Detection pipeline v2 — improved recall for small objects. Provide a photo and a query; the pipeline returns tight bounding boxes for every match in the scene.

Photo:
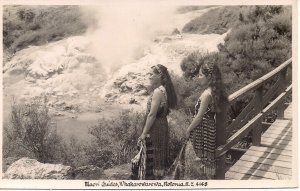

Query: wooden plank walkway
[225,104,293,180]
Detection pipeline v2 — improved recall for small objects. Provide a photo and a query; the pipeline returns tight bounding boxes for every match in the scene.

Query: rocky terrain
[3,24,228,117]
[3,6,228,124]
[3,157,131,180]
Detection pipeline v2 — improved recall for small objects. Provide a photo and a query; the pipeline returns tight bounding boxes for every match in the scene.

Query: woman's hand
[137,133,146,145]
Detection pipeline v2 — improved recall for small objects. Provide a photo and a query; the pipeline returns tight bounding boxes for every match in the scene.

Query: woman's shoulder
[200,88,212,100]
[153,87,164,97]
[153,86,167,104]
[154,86,166,95]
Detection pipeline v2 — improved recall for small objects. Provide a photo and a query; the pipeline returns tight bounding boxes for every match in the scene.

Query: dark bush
[85,147,116,169]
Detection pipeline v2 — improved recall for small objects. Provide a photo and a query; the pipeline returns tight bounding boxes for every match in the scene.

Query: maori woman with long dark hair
[137,64,177,180]
[184,58,228,179]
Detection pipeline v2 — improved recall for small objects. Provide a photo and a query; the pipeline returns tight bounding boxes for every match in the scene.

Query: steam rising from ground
[82,5,177,76]
[4,6,227,118]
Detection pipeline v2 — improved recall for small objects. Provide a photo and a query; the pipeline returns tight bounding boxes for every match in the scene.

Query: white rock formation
[3,157,72,179]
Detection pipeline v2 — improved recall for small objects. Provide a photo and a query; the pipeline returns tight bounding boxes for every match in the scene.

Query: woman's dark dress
[186,90,217,179]
[144,86,169,179]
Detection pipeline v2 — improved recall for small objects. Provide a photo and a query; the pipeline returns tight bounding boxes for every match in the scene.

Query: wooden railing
[215,58,292,179]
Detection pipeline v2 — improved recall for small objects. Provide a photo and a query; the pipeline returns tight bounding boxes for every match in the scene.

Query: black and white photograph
[1,0,298,189]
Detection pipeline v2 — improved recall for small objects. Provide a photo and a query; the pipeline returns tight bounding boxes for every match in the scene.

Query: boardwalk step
[226,171,272,180]
[249,146,292,157]
[239,153,292,168]
[261,137,292,146]
[261,141,293,151]
[232,159,292,176]
[244,150,292,162]
[262,133,292,141]
[227,164,292,180]
[266,122,292,132]
[264,128,292,136]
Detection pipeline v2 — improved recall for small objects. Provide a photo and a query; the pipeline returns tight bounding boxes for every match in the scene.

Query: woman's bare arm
[186,90,211,137]
[139,89,162,139]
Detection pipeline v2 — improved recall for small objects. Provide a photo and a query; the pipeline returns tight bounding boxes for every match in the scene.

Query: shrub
[58,135,90,168]
[171,71,203,114]
[271,8,292,38]
[168,109,191,163]
[3,98,65,163]
[180,51,203,79]
[17,8,35,23]
[85,146,116,169]
[87,107,192,169]
[88,110,145,168]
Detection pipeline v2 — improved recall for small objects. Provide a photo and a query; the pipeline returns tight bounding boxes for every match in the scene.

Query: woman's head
[149,65,162,87]
[198,59,228,113]
[198,62,213,86]
[150,64,177,109]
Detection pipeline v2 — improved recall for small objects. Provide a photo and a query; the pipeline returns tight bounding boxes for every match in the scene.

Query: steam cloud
[81,4,177,77]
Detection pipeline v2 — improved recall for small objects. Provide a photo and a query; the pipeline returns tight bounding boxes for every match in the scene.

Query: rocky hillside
[3,36,105,118]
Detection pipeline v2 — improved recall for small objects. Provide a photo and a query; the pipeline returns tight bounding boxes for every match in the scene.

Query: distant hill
[3,5,96,56]
[182,6,242,34]
[176,5,216,14]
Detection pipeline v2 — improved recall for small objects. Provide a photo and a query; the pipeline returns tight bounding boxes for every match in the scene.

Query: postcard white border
[0,0,298,190]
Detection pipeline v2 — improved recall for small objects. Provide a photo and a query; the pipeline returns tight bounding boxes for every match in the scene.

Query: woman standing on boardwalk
[184,59,228,180]
[137,64,177,180]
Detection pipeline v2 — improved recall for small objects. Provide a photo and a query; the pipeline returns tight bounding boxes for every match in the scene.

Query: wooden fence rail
[215,58,292,179]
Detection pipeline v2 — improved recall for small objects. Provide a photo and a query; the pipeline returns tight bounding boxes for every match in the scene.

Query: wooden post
[252,86,263,146]
[277,68,288,119]
[215,105,227,179]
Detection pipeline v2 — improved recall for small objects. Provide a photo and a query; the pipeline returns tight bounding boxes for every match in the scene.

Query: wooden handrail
[215,58,292,179]
[216,85,292,157]
[228,58,292,102]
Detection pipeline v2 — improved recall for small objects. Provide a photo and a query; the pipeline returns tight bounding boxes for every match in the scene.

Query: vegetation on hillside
[3,5,96,56]
[181,5,291,95]
[182,6,241,34]
[3,102,187,172]
[180,5,292,142]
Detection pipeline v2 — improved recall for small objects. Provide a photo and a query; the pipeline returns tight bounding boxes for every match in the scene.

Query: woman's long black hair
[152,64,177,109]
[201,59,229,113]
